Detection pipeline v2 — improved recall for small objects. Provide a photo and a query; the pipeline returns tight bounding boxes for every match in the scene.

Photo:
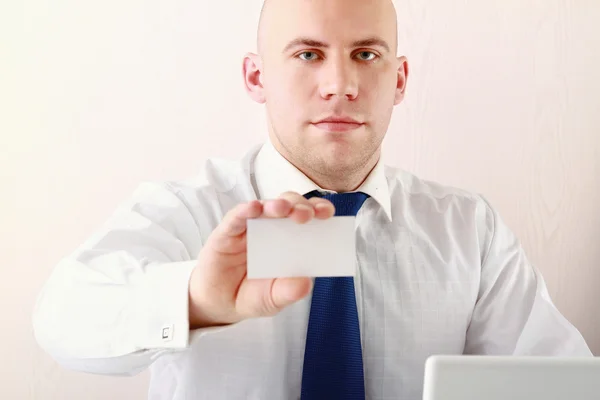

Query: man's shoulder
[383,165,497,250]
[164,146,260,199]
[383,164,482,204]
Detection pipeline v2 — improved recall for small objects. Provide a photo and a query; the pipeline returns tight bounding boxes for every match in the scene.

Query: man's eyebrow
[283,38,329,53]
[351,38,391,52]
[282,37,391,53]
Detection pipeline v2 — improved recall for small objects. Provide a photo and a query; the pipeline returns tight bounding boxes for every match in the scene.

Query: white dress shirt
[33,141,592,400]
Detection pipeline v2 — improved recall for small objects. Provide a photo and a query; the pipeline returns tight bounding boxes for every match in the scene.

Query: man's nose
[318,57,358,101]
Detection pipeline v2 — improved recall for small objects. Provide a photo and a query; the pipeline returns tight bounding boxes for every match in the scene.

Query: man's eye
[298,52,320,61]
[356,51,377,61]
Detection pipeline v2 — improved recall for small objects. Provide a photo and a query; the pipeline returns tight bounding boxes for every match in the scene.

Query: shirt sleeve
[32,181,224,376]
[464,196,592,356]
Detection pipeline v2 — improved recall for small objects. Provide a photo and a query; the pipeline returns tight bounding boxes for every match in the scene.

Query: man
[33,0,591,399]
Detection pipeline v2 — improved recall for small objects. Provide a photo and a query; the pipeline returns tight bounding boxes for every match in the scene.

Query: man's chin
[312,151,358,174]
[321,140,359,160]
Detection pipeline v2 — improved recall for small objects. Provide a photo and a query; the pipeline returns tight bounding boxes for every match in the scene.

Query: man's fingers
[278,192,317,223]
[214,192,335,240]
[261,198,294,218]
[278,191,311,205]
[278,191,335,221]
[308,197,335,219]
[216,200,263,237]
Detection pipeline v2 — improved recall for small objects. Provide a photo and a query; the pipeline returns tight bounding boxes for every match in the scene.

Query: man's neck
[270,139,381,193]
[300,157,379,193]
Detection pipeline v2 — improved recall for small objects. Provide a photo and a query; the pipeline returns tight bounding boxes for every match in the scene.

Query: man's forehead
[258,0,397,54]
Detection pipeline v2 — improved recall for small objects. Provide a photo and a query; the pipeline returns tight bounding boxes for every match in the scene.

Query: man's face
[255,0,407,178]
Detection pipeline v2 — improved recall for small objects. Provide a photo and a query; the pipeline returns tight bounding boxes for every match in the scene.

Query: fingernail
[315,203,331,211]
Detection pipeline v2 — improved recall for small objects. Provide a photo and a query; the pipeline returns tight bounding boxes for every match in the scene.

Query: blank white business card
[246,216,357,279]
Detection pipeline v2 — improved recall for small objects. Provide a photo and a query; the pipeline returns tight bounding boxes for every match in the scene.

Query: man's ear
[243,53,266,104]
[394,56,409,105]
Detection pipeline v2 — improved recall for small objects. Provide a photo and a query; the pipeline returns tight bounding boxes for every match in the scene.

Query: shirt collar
[253,140,392,221]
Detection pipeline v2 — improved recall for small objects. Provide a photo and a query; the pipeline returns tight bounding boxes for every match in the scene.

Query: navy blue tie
[301,190,369,400]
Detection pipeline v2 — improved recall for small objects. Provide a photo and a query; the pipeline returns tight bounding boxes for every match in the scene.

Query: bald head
[257,0,398,57]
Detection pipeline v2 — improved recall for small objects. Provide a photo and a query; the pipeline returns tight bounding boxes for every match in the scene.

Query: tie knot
[304,190,370,217]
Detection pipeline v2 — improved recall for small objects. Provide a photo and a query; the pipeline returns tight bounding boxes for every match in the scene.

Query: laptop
[423,355,600,400]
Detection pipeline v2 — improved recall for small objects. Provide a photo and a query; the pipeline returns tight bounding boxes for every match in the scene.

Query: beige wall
[2,0,599,398]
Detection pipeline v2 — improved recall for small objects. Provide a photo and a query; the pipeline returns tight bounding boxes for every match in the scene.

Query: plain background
[2,1,600,399]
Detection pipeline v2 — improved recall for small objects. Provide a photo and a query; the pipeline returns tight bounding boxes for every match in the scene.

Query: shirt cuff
[131,260,197,350]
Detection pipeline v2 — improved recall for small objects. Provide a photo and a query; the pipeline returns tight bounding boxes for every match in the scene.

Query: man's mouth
[312,116,364,132]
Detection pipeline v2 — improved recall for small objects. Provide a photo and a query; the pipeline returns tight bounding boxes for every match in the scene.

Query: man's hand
[188,191,335,329]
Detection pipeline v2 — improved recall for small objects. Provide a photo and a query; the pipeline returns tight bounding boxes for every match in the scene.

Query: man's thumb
[270,277,313,309]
